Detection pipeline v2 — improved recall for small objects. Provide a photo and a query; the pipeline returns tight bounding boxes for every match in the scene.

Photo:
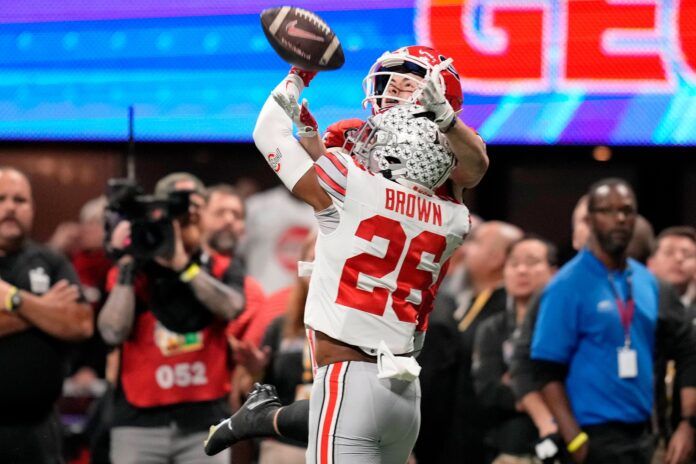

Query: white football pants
[306,361,420,464]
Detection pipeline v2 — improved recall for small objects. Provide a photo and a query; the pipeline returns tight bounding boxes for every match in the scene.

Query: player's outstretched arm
[419,60,488,189]
[444,122,489,189]
[253,76,332,212]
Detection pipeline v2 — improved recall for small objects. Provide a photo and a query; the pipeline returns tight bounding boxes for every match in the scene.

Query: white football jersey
[305,150,470,355]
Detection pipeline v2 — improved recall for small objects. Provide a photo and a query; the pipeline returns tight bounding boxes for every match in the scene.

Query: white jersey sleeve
[314,148,349,203]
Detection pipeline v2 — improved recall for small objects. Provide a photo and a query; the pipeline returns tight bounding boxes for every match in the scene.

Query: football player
[275,45,488,201]
[205,46,488,463]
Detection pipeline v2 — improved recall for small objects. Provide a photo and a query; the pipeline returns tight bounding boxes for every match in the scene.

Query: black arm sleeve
[147,261,212,332]
[221,255,246,303]
[260,316,284,386]
[509,294,542,400]
[655,280,696,388]
[532,360,569,388]
[472,315,516,411]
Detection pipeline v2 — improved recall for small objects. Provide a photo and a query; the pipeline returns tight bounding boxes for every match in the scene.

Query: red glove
[322,118,364,150]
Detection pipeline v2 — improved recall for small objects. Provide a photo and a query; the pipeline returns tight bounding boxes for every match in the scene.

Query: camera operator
[98,173,246,464]
[0,167,93,464]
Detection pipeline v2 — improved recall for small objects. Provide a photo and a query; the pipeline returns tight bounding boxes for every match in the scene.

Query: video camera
[104,178,192,260]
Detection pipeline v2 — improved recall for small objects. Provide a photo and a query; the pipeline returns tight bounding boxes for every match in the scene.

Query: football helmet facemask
[362,45,462,113]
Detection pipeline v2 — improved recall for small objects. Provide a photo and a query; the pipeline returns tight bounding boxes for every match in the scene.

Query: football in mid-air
[260,6,345,71]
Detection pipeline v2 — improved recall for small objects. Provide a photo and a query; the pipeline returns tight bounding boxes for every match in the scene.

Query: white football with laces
[260,6,345,71]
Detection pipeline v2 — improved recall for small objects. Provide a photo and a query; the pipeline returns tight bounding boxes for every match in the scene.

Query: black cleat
[204,383,281,456]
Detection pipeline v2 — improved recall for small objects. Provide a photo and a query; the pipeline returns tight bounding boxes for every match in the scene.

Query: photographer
[98,173,246,464]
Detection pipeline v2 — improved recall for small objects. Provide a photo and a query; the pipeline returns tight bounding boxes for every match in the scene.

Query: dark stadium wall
[1,142,694,259]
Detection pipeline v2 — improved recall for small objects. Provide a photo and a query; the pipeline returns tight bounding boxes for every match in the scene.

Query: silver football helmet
[350,104,455,192]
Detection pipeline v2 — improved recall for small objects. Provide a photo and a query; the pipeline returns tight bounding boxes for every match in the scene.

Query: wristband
[567,431,588,453]
[180,263,201,283]
[441,115,458,134]
[4,286,20,312]
[117,261,136,286]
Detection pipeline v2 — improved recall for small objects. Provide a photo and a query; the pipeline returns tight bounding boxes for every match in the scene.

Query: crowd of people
[0,42,695,464]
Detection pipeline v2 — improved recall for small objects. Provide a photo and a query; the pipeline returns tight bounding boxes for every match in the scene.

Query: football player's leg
[332,363,420,464]
[204,388,310,456]
[275,399,310,443]
[308,361,421,463]
[204,383,281,456]
[307,362,367,463]
[379,379,421,464]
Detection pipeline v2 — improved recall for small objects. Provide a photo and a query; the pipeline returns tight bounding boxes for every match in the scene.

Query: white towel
[376,340,421,382]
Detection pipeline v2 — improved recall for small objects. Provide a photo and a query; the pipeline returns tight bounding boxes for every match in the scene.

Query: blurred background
[1,0,695,260]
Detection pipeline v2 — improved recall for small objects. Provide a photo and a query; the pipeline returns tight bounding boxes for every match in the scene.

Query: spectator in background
[511,191,690,463]
[417,221,523,463]
[240,185,315,294]
[626,215,656,265]
[198,183,266,464]
[98,173,247,464]
[510,191,605,464]
[649,227,696,313]
[572,193,655,263]
[197,184,266,402]
[232,177,261,201]
[231,232,317,464]
[440,213,484,300]
[200,184,246,258]
[687,270,696,313]
[531,178,696,464]
[68,196,113,381]
[0,167,93,463]
[60,196,113,463]
[649,226,696,440]
[572,194,590,252]
[472,236,558,463]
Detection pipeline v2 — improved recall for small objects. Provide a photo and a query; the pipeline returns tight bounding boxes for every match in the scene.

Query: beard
[208,230,237,255]
[596,228,633,257]
[0,218,28,244]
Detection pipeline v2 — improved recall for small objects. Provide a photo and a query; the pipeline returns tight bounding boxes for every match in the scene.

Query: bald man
[0,167,93,463]
[417,221,524,463]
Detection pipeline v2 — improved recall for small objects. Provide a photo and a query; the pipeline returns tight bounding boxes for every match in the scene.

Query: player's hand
[418,58,457,132]
[272,92,319,138]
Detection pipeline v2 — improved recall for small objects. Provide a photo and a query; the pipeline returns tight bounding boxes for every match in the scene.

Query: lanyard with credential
[607,272,635,348]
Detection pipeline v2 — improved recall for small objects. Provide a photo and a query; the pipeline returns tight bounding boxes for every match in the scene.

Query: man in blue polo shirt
[531,178,696,464]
